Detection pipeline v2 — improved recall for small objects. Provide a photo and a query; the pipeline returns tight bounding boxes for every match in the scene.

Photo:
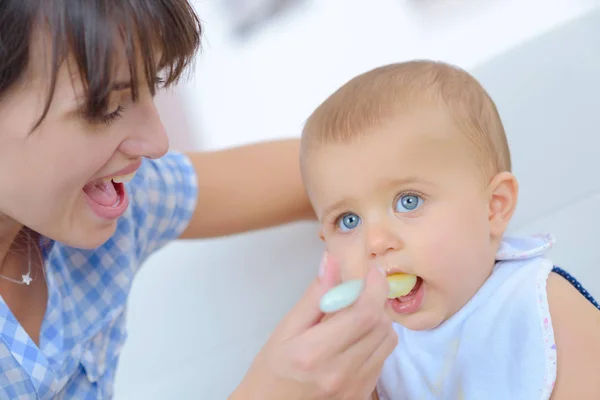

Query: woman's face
[0,37,170,249]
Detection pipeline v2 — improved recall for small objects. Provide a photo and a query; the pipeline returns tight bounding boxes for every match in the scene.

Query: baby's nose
[366,222,404,258]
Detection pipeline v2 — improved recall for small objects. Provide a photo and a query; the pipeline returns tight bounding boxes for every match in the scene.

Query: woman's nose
[119,103,169,159]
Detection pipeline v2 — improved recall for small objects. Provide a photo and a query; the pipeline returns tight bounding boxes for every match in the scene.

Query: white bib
[376,234,557,400]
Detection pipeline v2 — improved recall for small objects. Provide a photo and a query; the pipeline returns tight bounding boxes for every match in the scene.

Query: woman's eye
[394,194,423,213]
[337,213,361,232]
[100,105,125,125]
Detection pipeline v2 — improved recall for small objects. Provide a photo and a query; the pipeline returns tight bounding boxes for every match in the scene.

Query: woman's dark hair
[0,0,201,127]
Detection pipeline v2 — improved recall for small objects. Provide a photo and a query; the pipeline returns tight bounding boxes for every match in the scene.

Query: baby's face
[304,110,498,330]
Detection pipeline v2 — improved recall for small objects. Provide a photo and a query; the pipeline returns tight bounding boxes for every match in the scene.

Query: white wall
[114,1,600,399]
[181,0,600,150]
[471,14,600,297]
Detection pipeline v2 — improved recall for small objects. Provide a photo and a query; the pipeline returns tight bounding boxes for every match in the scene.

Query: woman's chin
[47,218,118,250]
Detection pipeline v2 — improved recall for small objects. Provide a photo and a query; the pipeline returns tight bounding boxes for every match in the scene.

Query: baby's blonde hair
[301,60,511,178]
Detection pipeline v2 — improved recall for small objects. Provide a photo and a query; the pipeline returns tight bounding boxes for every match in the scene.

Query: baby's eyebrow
[321,197,357,221]
[381,176,433,189]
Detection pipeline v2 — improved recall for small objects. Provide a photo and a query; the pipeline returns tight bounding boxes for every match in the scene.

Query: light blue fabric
[0,152,197,399]
[377,234,558,400]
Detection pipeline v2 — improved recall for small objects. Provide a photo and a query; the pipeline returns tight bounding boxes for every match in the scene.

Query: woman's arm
[548,272,600,399]
[179,138,315,239]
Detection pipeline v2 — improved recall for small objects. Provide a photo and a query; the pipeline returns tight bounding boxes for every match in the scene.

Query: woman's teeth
[387,273,418,299]
[103,172,137,184]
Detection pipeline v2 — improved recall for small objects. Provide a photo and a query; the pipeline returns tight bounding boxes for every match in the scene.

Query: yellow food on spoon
[387,273,418,299]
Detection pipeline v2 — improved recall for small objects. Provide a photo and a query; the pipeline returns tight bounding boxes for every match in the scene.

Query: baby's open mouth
[387,276,424,315]
[394,277,423,302]
[387,273,419,299]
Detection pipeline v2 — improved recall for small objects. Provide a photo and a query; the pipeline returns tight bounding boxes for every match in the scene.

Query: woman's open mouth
[83,172,136,220]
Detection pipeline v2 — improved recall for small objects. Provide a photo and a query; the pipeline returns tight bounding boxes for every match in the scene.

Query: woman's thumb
[318,252,342,293]
[274,253,341,337]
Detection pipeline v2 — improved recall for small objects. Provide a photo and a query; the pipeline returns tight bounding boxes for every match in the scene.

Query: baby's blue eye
[394,194,423,213]
[337,213,361,232]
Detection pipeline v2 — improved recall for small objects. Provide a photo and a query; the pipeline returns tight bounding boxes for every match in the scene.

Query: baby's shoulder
[546,272,600,399]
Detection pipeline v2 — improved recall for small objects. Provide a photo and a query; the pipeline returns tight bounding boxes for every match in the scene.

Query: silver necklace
[0,235,33,285]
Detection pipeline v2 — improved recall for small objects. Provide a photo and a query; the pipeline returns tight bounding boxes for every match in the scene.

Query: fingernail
[319,252,328,278]
[376,263,386,276]
[319,279,364,313]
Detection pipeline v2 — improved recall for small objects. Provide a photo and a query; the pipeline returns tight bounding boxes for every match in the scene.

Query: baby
[299,61,600,399]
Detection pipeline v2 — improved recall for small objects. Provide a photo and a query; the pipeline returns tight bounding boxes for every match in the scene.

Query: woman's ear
[487,171,519,239]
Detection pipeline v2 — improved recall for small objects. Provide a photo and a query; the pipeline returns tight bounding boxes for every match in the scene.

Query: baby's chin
[386,307,447,331]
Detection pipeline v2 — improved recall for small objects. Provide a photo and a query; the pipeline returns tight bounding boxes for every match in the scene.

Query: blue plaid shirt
[0,152,198,399]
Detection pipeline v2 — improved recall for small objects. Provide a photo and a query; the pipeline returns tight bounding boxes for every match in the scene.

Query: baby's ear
[487,172,519,239]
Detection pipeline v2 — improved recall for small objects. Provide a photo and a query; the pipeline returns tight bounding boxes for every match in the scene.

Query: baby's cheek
[417,221,455,261]
[414,217,474,285]
[327,235,368,281]
[426,211,491,302]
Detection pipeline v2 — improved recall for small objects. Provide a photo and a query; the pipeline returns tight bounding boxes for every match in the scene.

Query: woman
[0,0,396,398]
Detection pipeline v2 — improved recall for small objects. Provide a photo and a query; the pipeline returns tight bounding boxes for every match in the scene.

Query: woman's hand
[231,254,397,400]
